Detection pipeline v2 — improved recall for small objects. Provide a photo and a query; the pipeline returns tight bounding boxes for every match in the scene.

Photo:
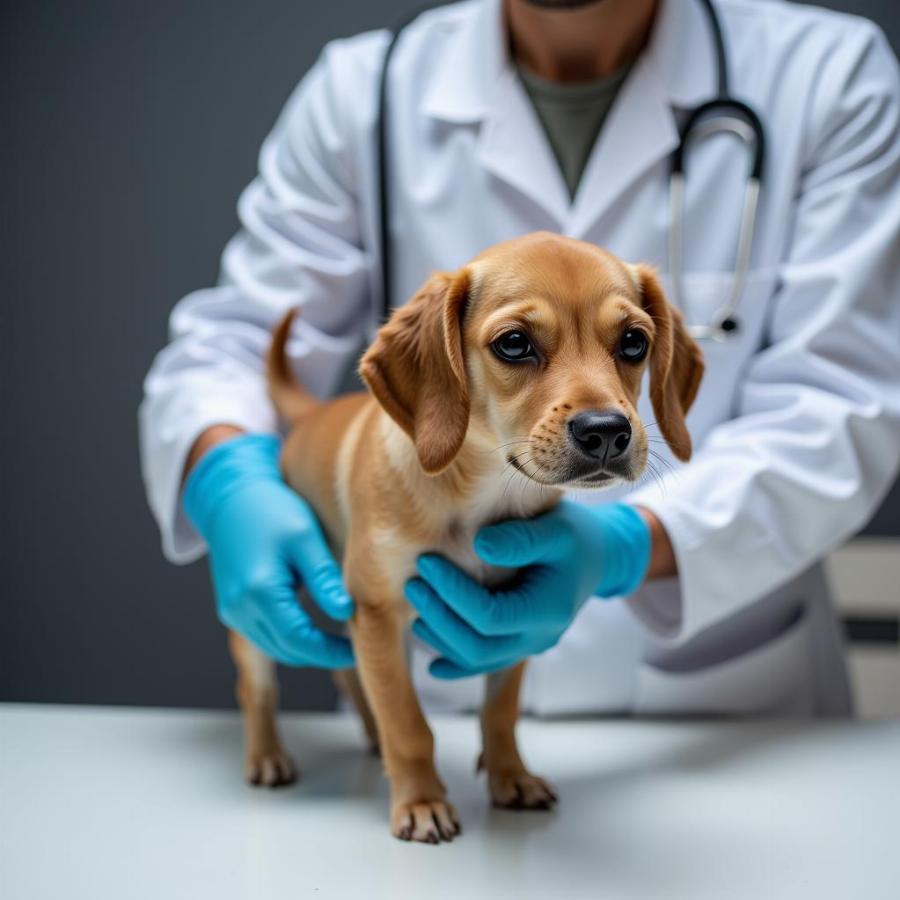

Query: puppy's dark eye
[491,330,536,362]
[619,329,648,362]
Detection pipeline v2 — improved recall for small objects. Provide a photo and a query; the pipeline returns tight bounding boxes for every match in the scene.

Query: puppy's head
[360,233,703,485]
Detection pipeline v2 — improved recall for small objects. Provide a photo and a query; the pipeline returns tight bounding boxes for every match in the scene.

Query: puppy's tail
[267,308,318,424]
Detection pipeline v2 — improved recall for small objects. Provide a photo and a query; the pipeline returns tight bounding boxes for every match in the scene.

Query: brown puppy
[227,232,704,842]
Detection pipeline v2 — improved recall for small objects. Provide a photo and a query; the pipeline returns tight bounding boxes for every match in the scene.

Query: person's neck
[505,0,659,83]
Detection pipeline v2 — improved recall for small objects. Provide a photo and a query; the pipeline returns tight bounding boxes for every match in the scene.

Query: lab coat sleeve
[626,24,900,643]
[139,38,381,563]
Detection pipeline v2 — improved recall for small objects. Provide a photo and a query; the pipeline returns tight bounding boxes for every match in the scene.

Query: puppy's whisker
[647,451,679,491]
[490,437,533,454]
[499,456,526,508]
[648,451,677,478]
[506,449,538,470]
[515,457,542,503]
[640,459,668,496]
[648,448,676,471]
[532,459,551,497]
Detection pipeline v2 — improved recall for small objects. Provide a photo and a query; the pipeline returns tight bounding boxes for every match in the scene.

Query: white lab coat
[140,0,900,717]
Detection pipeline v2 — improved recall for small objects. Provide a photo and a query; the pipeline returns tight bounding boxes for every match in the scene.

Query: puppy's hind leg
[480,662,557,810]
[228,630,297,787]
[332,668,380,755]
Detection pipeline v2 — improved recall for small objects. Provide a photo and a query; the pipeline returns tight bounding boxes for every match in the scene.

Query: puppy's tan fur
[227,233,703,842]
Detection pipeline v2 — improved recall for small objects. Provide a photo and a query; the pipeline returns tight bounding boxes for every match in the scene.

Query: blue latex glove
[183,434,354,668]
[404,501,650,679]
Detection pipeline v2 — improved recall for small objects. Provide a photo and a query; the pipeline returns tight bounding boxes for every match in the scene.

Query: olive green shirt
[519,63,633,199]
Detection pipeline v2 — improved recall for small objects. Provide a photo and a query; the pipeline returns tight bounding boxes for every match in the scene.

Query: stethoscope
[377,0,765,342]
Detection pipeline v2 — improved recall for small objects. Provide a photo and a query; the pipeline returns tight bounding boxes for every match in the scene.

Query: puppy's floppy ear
[632,264,704,462]
[359,269,470,474]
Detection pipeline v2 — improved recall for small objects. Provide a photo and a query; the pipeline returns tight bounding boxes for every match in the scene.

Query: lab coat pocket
[634,608,812,716]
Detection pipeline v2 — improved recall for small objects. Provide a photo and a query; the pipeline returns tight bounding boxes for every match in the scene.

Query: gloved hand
[404,501,650,678]
[183,433,354,668]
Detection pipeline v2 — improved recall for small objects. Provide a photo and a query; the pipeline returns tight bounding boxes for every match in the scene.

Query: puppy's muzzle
[568,410,632,462]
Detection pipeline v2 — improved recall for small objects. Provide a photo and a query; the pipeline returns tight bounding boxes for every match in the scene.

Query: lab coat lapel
[476,72,571,225]
[567,54,679,235]
[420,0,569,225]
[569,0,718,236]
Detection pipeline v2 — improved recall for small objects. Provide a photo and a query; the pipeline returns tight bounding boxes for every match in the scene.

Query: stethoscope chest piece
[690,313,741,343]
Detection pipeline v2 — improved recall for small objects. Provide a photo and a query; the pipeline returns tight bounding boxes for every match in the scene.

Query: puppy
[227,232,704,842]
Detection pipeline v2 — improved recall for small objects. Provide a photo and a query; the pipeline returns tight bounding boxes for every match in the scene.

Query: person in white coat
[140,0,900,717]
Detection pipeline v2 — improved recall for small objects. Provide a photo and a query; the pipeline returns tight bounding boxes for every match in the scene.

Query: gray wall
[2,1,898,711]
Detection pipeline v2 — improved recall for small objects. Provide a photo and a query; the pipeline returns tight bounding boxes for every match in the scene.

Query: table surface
[2,705,899,900]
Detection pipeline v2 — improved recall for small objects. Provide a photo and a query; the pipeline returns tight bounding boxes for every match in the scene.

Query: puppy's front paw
[488,770,558,811]
[391,799,461,843]
[245,748,297,788]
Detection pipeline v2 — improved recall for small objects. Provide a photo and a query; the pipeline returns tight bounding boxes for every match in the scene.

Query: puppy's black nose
[568,410,632,460]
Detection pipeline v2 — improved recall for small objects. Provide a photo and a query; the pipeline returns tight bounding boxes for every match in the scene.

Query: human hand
[183,434,354,667]
[404,501,650,678]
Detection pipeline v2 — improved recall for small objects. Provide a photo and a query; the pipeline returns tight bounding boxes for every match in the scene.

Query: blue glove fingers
[412,619,527,679]
[410,617,523,670]
[428,655,527,680]
[262,591,355,668]
[410,619,464,662]
[473,512,565,567]
[405,578,528,666]
[238,620,293,666]
[286,511,354,622]
[404,578,485,665]
[244,618,327,668]
[415,555,516,637]
[416,554,565,635]
[288,627,355,669]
